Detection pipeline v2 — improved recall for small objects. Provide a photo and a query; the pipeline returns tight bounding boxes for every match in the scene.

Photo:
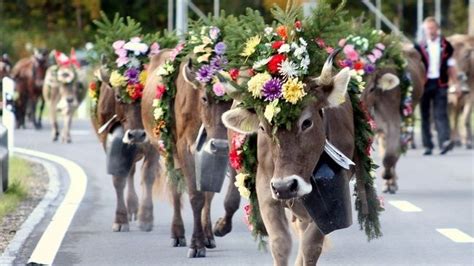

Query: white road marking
[436,228,474,243]
[388,200,422,212]
[13,147,88,265]
[0,156,60,264]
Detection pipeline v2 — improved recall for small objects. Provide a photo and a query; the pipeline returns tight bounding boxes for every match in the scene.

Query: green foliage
[0,156,32,220]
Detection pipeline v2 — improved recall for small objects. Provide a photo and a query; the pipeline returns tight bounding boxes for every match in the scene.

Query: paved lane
[15,119,473,265]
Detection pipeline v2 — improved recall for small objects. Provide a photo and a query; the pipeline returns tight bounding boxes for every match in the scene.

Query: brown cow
[361,45,425,193]
[11,48,48,129]
[221,53,353,265]
[447,34,474,149]
[43,54,87,143]
[91,63,160,233]
[142,49,232,257]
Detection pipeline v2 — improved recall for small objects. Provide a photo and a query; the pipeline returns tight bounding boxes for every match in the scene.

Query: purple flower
[125,67,139,83]
[196,64,214,83]
[343,59,353,68]
[364,64,375,74]
[210,55,228,71]
[214,42,226,55]
[262,78,283,101]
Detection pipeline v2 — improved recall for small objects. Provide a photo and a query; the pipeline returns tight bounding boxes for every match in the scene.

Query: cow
[447,34,474,149]
[221,53,356,265]
[361,44,425,193]
[142,49,233,257]
[11,48,48,129]
[90,61,161,233]
[43,50,87,143]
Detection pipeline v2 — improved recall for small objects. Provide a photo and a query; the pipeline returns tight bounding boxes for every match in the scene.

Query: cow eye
[301,119,313,131]
[259,124,265,132]
[201,95,208,104]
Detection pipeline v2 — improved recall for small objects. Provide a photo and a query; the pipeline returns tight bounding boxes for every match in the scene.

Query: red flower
[89,81,97,91]
[229,148,242,170]
[294,20,302,31]
[267,54,286,74]
[315,38,326,48]
[366,137,373,155]
[354,61,365,70]
[325,46,334,54]
[276,25,288,40]
[156,84,166,99]
[368,117,377,130]
[272,40,285,50]
[229,68,240,81]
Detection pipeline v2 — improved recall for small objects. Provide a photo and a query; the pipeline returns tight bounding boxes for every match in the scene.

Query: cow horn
[315,48,342,86]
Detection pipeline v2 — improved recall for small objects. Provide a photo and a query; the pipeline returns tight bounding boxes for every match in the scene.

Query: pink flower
[170,42,185,61]
[378,196,385,210]
[243,204,254,231]
[315,38,326,48]
[130,36,141,43]
[325,46,334,54]
[368,117,377,130]
[113,40,125,50]
[367,54,377,64]
[338,38,347,47]
[375,43,385,50]
[403,105,413,116]
[343,44,359,61]
[149,42,160,56]
[212,82,225,96]
[116,57,129,67]
[372,49,383,59]
[115,48,127,58]
[231,133,246,149]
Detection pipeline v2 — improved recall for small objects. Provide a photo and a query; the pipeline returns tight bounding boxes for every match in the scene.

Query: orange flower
[89,81,97,91]
[153,120,166,138]
[276,25,288,40]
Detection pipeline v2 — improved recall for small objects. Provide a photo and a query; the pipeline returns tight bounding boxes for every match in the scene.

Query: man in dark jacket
[415,17,460,155]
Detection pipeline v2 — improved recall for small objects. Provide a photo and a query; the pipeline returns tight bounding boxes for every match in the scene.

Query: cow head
[182,58,232,141]
[54,51,81,113]
[32,48,49,87]
[361,67,400,110]
[222,52,351,200]
[98,57,146,144]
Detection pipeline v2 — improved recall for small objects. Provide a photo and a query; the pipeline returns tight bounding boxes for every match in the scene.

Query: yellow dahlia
[247,72,271,98]
[139,70,148,85]
[282,77,306,104]
[109,70,127,88]
[241,35,261,57]
[234,173,250,199]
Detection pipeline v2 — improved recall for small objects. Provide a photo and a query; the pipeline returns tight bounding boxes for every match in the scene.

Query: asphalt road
[14,119,474,265]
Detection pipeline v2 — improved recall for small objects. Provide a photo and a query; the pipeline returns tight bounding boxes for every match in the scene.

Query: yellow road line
[14,147,88,265]
[436,228,474,243]
[388,200,423,212]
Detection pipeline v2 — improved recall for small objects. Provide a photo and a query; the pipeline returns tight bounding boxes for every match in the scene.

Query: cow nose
[127,129,146,143]
[66,97,74,104]
[271,178,299,199]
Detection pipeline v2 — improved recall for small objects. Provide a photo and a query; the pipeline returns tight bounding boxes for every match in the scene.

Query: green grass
[0,156,32,220]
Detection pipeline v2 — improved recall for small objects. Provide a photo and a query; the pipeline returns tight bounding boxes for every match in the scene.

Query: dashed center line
[388,200,422,212]
[436,228,474,243]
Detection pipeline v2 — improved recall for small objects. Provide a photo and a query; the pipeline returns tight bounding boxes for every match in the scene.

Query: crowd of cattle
[0,24,473,265]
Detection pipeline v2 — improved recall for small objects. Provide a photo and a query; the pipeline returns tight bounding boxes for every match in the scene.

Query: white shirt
[426,37,456,79]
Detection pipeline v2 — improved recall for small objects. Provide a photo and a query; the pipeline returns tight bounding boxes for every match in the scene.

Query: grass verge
[0,156,32,220]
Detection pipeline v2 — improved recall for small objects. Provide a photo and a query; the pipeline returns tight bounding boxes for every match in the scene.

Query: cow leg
[126,165,138,222]
[201,192,216,248]
[170,183,186,247]
[294,218,309,266]
[61,111,73,143]
[214,168,241,237]
[299,222,325,266]
[448,93,461,146]
[137,150,158,232]
[49,101,59,141]
[460,98,472,149]
[257,177,291,266]
[112,174,130,232]
[36,95,45,129]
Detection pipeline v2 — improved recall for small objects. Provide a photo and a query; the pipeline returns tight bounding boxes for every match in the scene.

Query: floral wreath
[109,37,160,104]
[89,78,101,114]
[188,26,231,101]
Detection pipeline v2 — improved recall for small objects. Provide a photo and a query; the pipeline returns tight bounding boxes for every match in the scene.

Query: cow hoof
[204,238,216,249]
[52,134,59,142]
[138,221,153,232]
[171,237,187,247]
[112,223,129,232]
[187,247,206,258]
[213,217,232,237]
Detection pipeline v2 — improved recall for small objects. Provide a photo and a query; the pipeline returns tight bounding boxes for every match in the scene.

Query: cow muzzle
[270,175,312,200]
[123,129,147,144]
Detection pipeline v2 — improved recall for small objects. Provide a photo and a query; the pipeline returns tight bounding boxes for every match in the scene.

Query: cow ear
[182,58,200,89]
[222,107,259,135]
[377,73,399,91]
[326,67,350,107]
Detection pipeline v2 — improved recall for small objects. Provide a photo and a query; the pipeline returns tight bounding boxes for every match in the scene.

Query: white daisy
[300,56,310,71]
[264,27,273,36]
[278,44,291,54]
[253,57,271,70]
[299,37,307,47]
[279,59,298,78]
[294,46,307,59]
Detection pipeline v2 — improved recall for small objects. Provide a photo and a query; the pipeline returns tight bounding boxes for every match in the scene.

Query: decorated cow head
[360,67,400,110]
[222,52,351,199]
[54,49,82,112]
